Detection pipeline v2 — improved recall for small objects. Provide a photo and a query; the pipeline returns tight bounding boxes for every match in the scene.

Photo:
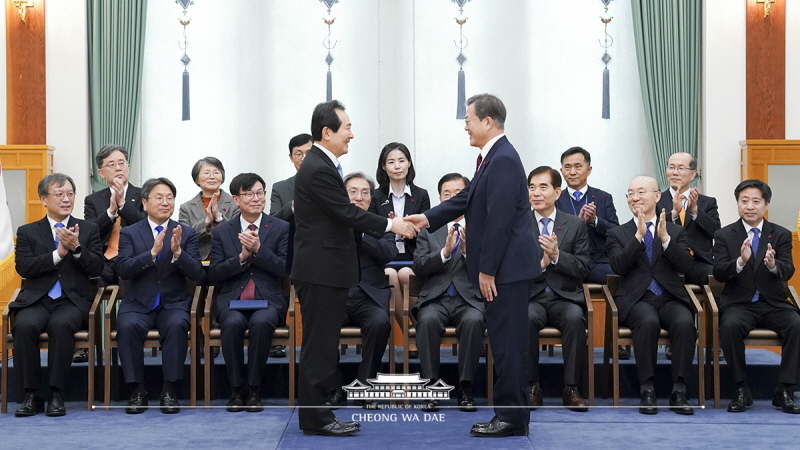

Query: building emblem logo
[342,373,454,401]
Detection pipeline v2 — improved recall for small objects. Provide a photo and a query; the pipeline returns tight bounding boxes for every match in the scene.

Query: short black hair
[466,94,506,129]
[310,100,345,142]
[38,173,76,197]
[344,171,376,195]
[376,142,416,188]
[142,177,177,199]
[229,173,266,196]
[289,133,313,154]
[95,145,129,168]
[437,173,469,194]
[191,157,226,186]
[527,166,562,189]
[560,146,591,165]
[734,179,772,203]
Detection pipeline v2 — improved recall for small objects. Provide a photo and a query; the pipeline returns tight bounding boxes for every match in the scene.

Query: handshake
[390,214,431,239]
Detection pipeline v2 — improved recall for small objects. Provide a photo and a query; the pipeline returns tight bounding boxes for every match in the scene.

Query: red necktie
[239,224,258,300]
[475,154,483,173]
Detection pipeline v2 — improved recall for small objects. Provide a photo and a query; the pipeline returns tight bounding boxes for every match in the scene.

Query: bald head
[626,176,661,217]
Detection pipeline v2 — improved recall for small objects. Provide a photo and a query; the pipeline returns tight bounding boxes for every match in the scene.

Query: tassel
[326,69,332,102]
[602,68,610,120]
[456,69,466,119]
[182,69,190,121]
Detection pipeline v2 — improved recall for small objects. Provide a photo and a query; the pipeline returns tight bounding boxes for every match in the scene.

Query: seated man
[606,176,696,415]
[116,177,203,414]
[411,173,486,412]
[12,173,103,417]
[325,172,397,410]
[713,179,800,413]
[526,167,590,411]
[208,173,290,412]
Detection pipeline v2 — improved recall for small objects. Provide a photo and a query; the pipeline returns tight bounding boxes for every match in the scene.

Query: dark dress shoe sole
[15,408,44,417]
[226,405,245,412]
[566,406,589,412]
[302,425,360,436]
[670,407,694,415]
[246,405,264,413]
[125,407,147,414]
[46,408,67,417]
[160,407,180,414]
[459,405,478,412]
[470,427,529,437]
[639,407,658,415]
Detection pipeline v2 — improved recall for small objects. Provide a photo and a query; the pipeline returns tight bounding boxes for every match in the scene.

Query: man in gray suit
[526,166,590,411]
[411,173,486,413]
[269,133,312,221]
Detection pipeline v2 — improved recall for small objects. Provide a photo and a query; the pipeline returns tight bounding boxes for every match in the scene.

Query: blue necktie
[643,222,664,295]
[47,223,65,299]
[446,224,461,297]
[573,191,582,202]
[336,163,343,179]
[152,225,164,310]
[751,228,760,302]
[541,218,553,292]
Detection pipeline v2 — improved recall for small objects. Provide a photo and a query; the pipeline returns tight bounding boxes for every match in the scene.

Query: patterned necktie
[475,154,483,173]
[48,223,65,299]
[446,224,461,298]
[573,191,582,202]
[643,222,664,295]
[152,225,164,310]
[540,218,553,292]
[751,228,760,302]
[240,224,258,300]
[336,163,343,179]
[678,194,687,226]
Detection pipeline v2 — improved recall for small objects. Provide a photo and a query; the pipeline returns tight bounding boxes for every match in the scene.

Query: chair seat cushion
[746,329,780,340]
[618,328,669,339]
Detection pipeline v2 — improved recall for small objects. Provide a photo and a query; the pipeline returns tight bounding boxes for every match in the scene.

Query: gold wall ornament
[757,0,775,19]
[12,0,34,23]
[323,18,335,26]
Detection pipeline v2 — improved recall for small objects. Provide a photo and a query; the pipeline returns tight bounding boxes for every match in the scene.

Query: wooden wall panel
[745,0,785,139]
[6,0,46,144]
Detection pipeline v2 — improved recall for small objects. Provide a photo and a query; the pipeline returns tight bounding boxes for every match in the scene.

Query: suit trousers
[720,300,800,385]
[416,294,485,384]
[485,280,531,426]
[296,281,349,430]
[622,291,696,386]
[586,262,615,285]
[342,292,391,384]
[685,260,713,286]
[11,296,85,391]
[528,291,586,386]
[116,307,190,384]
[218,305,282,388]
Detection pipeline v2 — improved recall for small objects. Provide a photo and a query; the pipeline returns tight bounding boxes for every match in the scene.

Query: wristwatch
[72,245,82,254]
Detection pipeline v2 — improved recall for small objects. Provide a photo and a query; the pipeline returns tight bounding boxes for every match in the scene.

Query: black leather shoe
[226,387,246,412]
[245,388,264,412]
[324,388,347,410]
[669,391,694,415]
[46,392,66,417]
[303,420,360,436]
[459,390,477,412]
[355,399,379,410]
[421,399,440,412]
[470,418,528,437]
[528,384,543,409]
[269,345,287,358]
[335,417,361,428]
[639,389,658,415]
[562,386,588,412]
[72,348,89,363]
[408,350,419,359]
[618,346,631,360]
[772,387,800,414]
[126,389,148,414]
[727,386,753,412]
[160,391,180,414]
[15,392,44,417]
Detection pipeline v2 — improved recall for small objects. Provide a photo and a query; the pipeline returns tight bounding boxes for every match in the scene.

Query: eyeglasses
[347,189,371,198]
[236,191,266,199]
[101,161,129,170]
[626,190,659,199]
[666,165,693,173]
[47,192,75,200]
[147,196,175,203]
[292,151,307,159]
[199,170,222,177]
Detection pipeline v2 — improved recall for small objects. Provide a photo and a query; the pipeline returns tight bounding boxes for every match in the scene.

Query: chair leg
[87,346,95,411]
[1,344,8,414]
[548,344,554,357]
[612,338,620,407]
[204,340,212,409]
[190,338,196,409]
[104,345,112,411]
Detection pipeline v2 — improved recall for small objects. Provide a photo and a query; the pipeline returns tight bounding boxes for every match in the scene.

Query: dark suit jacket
[350,232,398,311]
[712,219,795,311]
[529,211,590,303]
[270,175,295,222]
[13,216,104,315]
[657,190,720,265]
[291,146,388,288]
[84,185,147,252]
[208,213,290,317]
[424,136,540,286]
[606,218,693,321]
[178,190,238,260]
[411,224,485,319]
[117,219,204,314]
[369,184,431,260]
[555,186,618,265]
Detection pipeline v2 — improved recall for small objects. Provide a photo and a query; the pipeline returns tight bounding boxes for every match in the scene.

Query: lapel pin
[557,227,562,230]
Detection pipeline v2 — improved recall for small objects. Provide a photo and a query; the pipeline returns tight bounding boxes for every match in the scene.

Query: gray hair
[38,173,76,197]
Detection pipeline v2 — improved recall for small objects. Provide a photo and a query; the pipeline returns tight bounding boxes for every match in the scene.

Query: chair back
[707,275,724,298]
[606,274,619,296]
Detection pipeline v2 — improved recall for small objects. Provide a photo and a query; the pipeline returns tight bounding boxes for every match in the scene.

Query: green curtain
[87,0,148,192]
[630,0,701,189]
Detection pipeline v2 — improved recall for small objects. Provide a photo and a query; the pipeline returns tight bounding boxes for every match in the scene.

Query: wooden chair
[202,280,296,407]
[602,275,705,407]
[2,280,106,413]
[103,281,204,410]
[703,275,800,409]
[397,274,493,405]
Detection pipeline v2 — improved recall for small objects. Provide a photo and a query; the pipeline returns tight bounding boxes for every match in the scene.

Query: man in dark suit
[292,100,416,436]
[325,172,397,410]
[411,173,485,413]
[208,173,290,412]
[406,94,539,437]
[606,176,696,415]
[116,177,204,414]
[12,173,103,417]
[712,179,800,414]
[269,133,312,222]
[656,152,720,286]
[526,166,590,411]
